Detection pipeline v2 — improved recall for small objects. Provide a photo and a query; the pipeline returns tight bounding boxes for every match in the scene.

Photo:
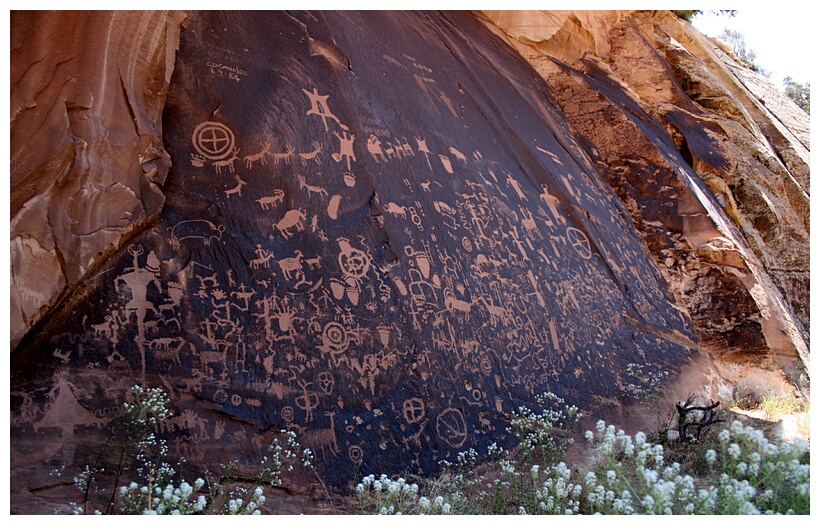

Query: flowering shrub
[355,393,809,515]
[66,385,311,515]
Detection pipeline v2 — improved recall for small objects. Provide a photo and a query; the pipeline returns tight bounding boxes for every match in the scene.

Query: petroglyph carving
[295,379,320,422]
[319,321,350,356]
[415,137,433,170]
[190,153,207,167]
[301,411,340,458]
[277,250,305,281]
[421,180,442,192]
[272,145,295,165]
[213,147,241,174]
[303,87,344,131]
[367,135,388,163]
[436,408,468,448]
[403,398,426,424]
[539,184,566,225]
[448,146,467,162]
[443,287,471,314]
[566,227,592,259]
[297,174,329,198]
[224,174,247,198]
[316,372,335,395]
[327,195,342,219]
[244,141,271,168]
[273,208,307,239]
[170,220,225,249]
[192,121,236,160]
[348,444,363,463]
[383,202,407,219]
[331,131,356,170]
[506,172,527,200]
[299,142,323,166]
[53,348,71,363]
[257,190,285,210]
[338,237,372,280]
[439,154,454,174]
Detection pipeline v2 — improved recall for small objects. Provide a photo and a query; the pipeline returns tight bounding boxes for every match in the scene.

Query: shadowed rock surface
[10,11,808,514]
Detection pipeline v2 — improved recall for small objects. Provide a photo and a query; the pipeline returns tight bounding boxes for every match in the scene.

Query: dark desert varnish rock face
[12,11,723,510]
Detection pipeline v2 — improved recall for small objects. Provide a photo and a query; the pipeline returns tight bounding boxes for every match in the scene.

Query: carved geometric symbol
[461,237,473,253]
[402,398,425,424]
[317,371,335,395]
[566,227,592,260]
[322,322,350,354]
[339,248,370,279]
[436,408,468,448]
[348,444,363,463]
[192,121,235,160]
[281,406,294,422]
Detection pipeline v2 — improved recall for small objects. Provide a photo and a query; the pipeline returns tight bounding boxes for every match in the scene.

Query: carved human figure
[332,130,356,170]
[302,87,344,131]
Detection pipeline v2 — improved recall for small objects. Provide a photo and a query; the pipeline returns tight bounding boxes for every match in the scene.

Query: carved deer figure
[299,141,323,165]
[224,174,247,198]
[213,147,240,174]
[297,175,328,198]
[272,145,295,165]
[243,142,271,168]
[301,411,340,459]
[256,189,285,210]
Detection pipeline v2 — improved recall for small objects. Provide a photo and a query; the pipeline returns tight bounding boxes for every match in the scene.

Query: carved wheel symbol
[339,249,370,278]
[566,227,592,260]
[403,398,426,424]
[436,408,468,448]
[192,121,235,160]
[322,322,349,354]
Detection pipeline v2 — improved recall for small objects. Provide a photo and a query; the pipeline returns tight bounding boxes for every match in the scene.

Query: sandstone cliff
[9,11,809,514]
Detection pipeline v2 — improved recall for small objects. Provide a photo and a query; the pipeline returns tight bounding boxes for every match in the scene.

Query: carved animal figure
[277,250,304,281]
[299,141,323,165]
[478,296,509,324]
[224,174,247,198]
[301,411,340,459]
[366,135,387,163]
[273,208,307,239]
[244,142,271,168]
[272,145,295,165]
[297,174,328,198]
[171,220,225,248]
[213,147,240,174]
[257,190,285,210]
[383,202,407,218]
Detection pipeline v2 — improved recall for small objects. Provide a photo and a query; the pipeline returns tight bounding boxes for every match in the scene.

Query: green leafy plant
[68,384,312,514]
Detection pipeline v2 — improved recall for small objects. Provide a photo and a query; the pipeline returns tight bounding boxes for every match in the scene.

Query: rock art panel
[12,11,733,511]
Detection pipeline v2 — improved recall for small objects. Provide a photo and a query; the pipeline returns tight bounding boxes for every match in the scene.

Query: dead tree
[675,394,724,441]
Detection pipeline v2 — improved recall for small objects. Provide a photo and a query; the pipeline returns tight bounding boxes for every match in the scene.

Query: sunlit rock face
[10,10,807,514]
[484,10,809,384]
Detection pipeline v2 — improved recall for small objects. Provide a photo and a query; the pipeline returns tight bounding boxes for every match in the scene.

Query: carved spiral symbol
[348,445,363,463]
[192,121,235,160]
[322,322,349,354]
[566,227,592,260]
[480,357,493,376]
[280,406,294,423]
[461,237,473,252]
